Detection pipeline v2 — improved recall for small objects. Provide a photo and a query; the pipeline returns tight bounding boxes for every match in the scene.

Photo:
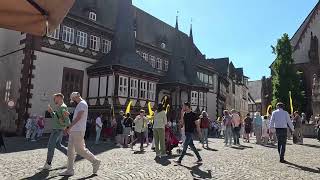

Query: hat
[53,93,64,99]
[70,92,80,102]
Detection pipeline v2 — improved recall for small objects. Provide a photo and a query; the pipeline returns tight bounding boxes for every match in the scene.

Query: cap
[53,93,64,99]
[70,92,80,102]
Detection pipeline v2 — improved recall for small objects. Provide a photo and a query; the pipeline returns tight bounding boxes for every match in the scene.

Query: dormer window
[161,43,166,49]
[89,12,96,21]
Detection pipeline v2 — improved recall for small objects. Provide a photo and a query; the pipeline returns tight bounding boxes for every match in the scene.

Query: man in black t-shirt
[175,102,202,164]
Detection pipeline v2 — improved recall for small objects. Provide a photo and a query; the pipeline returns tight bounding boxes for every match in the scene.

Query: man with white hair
[269,102,294,163]
[60,92,101,176]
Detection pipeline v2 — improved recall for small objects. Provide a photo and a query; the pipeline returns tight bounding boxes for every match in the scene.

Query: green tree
[271,33,304,113]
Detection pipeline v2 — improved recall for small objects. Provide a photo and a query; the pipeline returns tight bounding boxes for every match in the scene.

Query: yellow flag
[125,100,133,114]
[289,91,293,114]
[147,102,154,123]
[165,104,170,114]
[267,105,272,116]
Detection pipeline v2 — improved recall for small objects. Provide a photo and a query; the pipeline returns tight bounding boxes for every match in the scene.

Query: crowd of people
[25,115,45,141]
[21,89,320,176]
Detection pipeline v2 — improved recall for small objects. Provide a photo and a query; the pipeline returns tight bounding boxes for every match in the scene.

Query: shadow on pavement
[230,145,252,150]
[261,144,277,149]
[23,169,49,180]
[77,174,98,180]
[285,161,320,174]
[203,147,218,151]
[301,143,320,149]
[181,163,212,179]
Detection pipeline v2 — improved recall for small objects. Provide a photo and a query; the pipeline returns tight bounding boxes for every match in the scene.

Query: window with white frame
[148,82,156,101]
[203,74,209,84]
[142,52,148,61]
[164,60,169,71]
[209,75,213,85]
[4,80,11,102]
[136,50,141,55]
[156,58,162,70]
[199,92,204,107]
[140,80,147,99]
[191,91,198,105]
[76,30,87,48]
[48,25,60,39]
[89,12,97,21]
[90,35,100,51]
[62,26,74,43]
[101,39,111,53]
[130,79,138,98]
[203,93,207,106]
[149,55,156,68]
[118,76,128,97]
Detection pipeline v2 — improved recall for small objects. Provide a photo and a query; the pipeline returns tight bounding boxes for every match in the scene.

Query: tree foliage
[271,33,304,113]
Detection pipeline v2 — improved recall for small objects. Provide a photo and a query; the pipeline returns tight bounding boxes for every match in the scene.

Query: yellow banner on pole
[289,91,293,114]
[125,100,133,114]
[267,105,272,116]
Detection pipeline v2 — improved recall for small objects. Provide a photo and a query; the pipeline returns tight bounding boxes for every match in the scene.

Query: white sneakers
[59,169,75,176]
[42,163,52,170]
[92,160,101,174]
[59,160,101,176]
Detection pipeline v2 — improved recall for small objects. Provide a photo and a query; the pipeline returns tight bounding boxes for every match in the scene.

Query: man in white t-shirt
[95,114,103,144]
[60,92,101,176]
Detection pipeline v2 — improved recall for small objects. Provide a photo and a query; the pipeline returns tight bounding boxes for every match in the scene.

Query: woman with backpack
[200,111,210,148]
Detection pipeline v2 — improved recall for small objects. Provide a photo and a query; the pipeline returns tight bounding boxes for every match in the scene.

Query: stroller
[165,127,179,155]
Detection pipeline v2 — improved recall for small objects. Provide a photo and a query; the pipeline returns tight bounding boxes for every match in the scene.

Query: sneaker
[59,170,75,176]
[43,162,52,170]
[92,160,101,174]
[160,154,168,158]
[31,139,36,142]
[173,160,181,165]
[116,143,121,147]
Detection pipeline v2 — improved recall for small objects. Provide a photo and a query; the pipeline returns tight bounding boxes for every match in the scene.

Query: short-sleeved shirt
[244,117,252,129]
[52,103,70,130]
[70,100,88,132]
[184,111,198,133]
[96,117,103,128]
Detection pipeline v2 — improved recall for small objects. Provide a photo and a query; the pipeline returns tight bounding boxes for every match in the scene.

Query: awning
[0,0,75,36]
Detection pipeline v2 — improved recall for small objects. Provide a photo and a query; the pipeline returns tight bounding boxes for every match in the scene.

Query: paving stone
[0,137,320,179]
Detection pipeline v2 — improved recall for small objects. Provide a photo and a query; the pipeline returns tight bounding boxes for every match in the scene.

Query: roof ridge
[291,1,320,50]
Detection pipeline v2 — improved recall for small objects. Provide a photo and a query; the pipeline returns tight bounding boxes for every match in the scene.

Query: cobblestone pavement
[0,137,320,180]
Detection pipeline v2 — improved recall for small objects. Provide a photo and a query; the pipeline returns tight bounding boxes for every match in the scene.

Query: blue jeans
[95,127,102,144]
[46,129,67,164]
[178,132,202,162]
[201,128,209,145]
[224,126,233,145]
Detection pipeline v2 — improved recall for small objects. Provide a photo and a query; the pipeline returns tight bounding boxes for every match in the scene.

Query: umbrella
[0,0,75,36]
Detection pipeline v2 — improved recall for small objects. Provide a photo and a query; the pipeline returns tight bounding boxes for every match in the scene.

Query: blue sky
[133,0,318,80]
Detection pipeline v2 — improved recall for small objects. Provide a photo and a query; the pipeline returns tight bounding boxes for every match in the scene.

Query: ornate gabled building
[208,58,249,118]
[0,0,248,133]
